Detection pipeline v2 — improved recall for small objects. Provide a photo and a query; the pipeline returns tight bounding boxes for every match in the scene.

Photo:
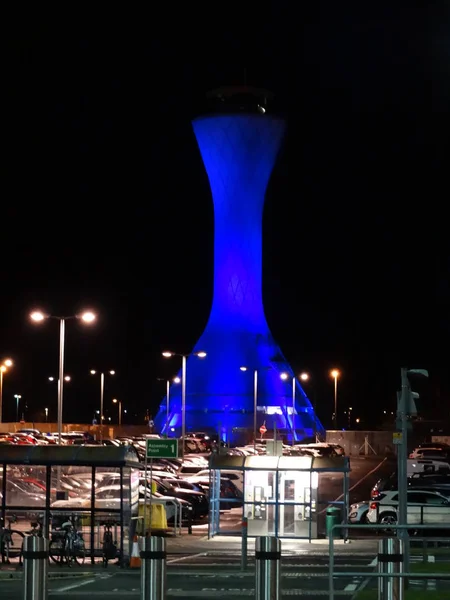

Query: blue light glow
[155,114,324,440]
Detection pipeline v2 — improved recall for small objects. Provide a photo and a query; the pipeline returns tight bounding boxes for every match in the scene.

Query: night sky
[2,6,449,429]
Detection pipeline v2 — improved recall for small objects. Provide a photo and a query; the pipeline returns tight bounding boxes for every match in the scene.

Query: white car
[367,489,450,526]
[349,501,370,523]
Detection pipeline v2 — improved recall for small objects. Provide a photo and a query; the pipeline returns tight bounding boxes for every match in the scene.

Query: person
[148,419,155,433]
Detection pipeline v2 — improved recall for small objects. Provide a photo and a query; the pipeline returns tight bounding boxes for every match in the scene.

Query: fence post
[23,536,48,600]
[241,516,248,571]
[377,537,404,600]
[140,536,166,600]
[255,536,281,600]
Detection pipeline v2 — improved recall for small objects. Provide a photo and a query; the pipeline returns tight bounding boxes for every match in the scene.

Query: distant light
[30,311,45,322]
[48,377,54,381]
[300,372,309,381]
[90,370,96,375]
[170,427,175,432]
[112,398,118,404]
[80,311,96,323]
[331,369,340,379]
[64,375,71,381]
[0,366,7,373]
[196,351,207,358]
[240,366,248,372]
[162,352,173,358]
[109,370,115,375]
[280,372,289,381]
[173,377,181,384]
[4,359,13,367]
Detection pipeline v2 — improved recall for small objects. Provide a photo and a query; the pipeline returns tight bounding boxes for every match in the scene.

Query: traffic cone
[129,535,141,568]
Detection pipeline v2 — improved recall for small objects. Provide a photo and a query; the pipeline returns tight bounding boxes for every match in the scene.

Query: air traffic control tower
[155,87,323,441]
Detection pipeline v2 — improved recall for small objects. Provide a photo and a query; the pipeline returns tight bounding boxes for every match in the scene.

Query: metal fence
[328,523,450,600]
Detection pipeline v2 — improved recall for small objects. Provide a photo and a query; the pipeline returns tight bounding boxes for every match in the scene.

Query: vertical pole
[23,536,49,600]
[333,375,338,430]
[149,458,153,537]
[378,537,403,600]
[16,395,20,422]
[57,318,65,445]
[119,401,122,426]
[241,516,248,570]
[100,372,105,443]
[292,376,296,443]
[143,444,148,535]
[255,536,281,600]
[140,536,166,600]
[166,380,170,434]
[398,367,409,585]
[0,370,3,424]
[181,355,186,460]
[253,369,258,452]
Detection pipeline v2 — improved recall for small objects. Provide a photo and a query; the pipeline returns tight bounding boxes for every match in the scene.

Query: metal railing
[328,523,450,600]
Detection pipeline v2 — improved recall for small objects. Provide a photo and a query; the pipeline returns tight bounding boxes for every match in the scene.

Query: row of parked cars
[350,442,450,529]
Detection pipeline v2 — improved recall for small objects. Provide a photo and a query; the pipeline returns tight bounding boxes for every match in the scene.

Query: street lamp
[14,394,21,422]
[162,351,207,458]
[157,376,181,437]
[44,407,49,422]
[280,372,297,443]
[90,370,115,441]
[330,369,340,429]
[0,359,13,423]
[112,398,122,425]
[30,309,96,444]
[240,366,259,452]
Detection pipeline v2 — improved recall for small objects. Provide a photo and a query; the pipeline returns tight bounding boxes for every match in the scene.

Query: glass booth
[208,453,350,540]
[0,444,140,564]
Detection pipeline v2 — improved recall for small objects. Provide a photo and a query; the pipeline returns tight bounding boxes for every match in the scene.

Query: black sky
[1,5,449,429]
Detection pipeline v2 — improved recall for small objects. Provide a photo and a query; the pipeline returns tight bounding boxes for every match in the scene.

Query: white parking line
[167,552,206,564]
[52,577,97,592]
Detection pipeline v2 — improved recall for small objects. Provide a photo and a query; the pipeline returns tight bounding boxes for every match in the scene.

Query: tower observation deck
[155,87,323,442]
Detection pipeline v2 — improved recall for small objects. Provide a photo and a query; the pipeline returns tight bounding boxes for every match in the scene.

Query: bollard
[187,505,193,535]
[23,536,48,600]
[255,536,281,600]
[377,538,404,600]
[241,517,248,571]
[140,536,166,600]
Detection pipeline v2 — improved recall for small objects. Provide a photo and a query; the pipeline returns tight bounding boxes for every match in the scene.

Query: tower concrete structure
[155,87,323,441]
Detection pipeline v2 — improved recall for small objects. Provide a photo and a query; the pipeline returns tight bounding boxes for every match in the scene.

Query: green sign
[146,438,178,459]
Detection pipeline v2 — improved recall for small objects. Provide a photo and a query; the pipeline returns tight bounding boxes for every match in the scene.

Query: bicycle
[49,516,85,567]
[101,523,117,568]
[0,515,25,565]
[26,519,43,537]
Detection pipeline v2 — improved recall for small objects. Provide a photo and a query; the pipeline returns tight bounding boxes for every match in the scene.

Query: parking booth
[208,453,350,540]
[0,444,140,565]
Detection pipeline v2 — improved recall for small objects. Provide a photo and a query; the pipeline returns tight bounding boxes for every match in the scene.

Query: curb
[0,571,94,581]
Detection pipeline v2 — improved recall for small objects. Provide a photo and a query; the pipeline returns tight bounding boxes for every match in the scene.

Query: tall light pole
[330,369,340,429]
[30,310,96,444]
[0,359,13,423]
[157,376,181,435]
[280,372,297,443]
[14,394,21,422]
[162,351,207,459]
[90,370,115,442]
[240,366,259,452]
[112,398,122,425]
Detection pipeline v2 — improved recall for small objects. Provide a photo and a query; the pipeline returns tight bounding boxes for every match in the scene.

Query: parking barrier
[255,536,281,600]
[23,536,48,600]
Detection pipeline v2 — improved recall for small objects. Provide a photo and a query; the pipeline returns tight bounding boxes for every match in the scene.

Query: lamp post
[14,394,21,422]
[240,367,259,452]
[157,376,181,436]
[112,398,122,426]
[330,369,340,430]
[30,310,96,444]
[280,372,297,443]
[0,359,13,423]
[90,370,115,442]
[44,407,48,422]
[162,351,207,459]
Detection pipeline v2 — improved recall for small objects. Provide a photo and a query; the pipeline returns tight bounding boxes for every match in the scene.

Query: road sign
[393,432,403,445]
[259,424,267,435]
[146,438,178,458]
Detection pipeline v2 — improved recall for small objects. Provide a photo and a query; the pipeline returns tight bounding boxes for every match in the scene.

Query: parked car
[367,489,450,526]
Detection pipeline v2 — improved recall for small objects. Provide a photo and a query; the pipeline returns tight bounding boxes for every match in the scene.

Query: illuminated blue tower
[156,87,323,441]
